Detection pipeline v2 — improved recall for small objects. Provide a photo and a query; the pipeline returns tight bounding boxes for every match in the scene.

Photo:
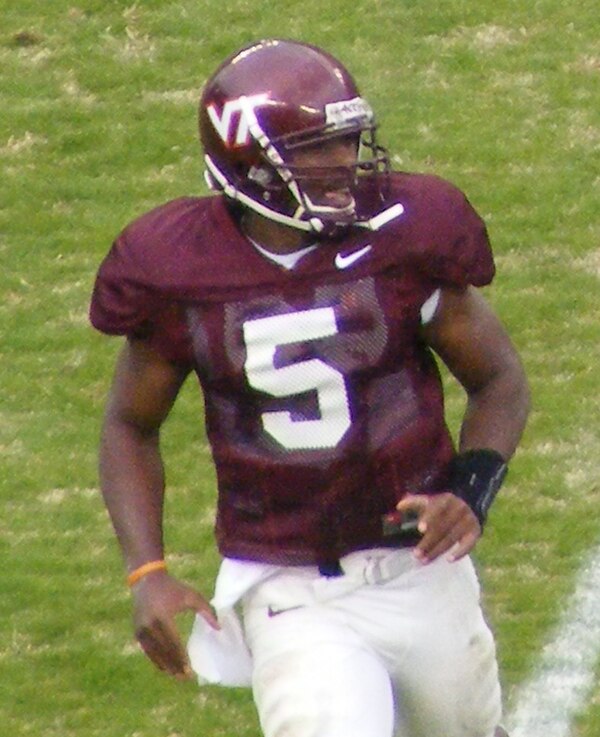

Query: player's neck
[240,211,313,255]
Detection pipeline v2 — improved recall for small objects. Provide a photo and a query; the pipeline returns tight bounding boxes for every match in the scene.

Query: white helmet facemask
[205,95,399,234]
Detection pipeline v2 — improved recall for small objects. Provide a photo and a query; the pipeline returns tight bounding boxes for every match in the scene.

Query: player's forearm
[99,415,167,571]
[459,362,530,460]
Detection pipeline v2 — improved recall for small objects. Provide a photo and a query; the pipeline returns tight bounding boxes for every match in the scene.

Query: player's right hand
[130,571,219,679]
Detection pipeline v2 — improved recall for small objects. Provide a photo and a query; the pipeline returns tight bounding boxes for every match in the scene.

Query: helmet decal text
[325,97,373,128]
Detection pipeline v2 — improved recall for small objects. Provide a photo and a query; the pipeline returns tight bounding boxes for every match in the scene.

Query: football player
[90,39,529,737]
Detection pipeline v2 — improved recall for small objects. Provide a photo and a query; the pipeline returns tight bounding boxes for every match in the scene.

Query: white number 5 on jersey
[243,308,352,450]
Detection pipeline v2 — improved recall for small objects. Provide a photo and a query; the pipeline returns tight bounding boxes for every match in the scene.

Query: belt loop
[363,556,386,585]
[363,551,412,585]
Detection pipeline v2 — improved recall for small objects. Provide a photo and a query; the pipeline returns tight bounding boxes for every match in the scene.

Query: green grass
[1,0,599,735]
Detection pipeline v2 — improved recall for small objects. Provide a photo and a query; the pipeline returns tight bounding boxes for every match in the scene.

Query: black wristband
[447,449,508,528]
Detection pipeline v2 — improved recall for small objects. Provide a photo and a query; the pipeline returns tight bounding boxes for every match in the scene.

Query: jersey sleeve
[423,180,495,289]
[90,231,156,337]
[89,231,193,366]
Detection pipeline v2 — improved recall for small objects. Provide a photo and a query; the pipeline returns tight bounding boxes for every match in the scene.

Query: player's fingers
[446,529,480,562]
[416,494,456,538]
[413,497,475,563]
[415,530,462,563]
[136,626,175,673]
[183,590,220,629]
[152,619,192,675]
[394,495,430,534]
[136,619,192,678]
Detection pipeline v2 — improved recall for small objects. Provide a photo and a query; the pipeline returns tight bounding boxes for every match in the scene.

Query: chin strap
[447,449,508,529]
[205,155,314,232]
[355,202,404,231]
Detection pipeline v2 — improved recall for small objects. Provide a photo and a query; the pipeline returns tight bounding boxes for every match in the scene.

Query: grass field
[1,1,599,735]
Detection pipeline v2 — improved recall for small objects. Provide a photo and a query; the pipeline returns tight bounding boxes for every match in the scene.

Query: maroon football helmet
[199,39,391,234]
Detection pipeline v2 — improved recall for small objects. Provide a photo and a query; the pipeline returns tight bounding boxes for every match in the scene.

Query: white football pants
[242,549,502,737]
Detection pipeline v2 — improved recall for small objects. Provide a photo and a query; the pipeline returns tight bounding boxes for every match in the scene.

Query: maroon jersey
[90,172,494,566]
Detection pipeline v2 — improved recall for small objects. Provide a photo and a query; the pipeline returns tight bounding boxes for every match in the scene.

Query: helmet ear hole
[248,165,274,188]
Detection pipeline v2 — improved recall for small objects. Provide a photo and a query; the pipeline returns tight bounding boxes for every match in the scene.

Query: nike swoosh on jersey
[334,244,372,269]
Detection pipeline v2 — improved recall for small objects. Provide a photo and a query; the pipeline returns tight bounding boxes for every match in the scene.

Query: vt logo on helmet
[206,93,270,148]
[198,39,396,235]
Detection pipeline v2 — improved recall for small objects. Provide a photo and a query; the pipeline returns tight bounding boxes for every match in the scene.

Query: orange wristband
[126,560,167,587]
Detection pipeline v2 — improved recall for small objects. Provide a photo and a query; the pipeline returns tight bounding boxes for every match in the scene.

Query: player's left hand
[393,493,481,564]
